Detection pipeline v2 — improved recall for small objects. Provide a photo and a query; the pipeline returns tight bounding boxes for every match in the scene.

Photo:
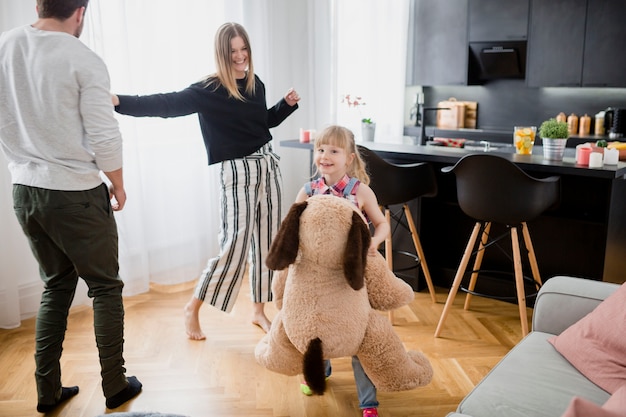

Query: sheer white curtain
[0,0,410,329]
[82,1,228,297]
[0,0,308,328]
[81,0,311,296]
[333,0,411,143]
[0,0,45,329]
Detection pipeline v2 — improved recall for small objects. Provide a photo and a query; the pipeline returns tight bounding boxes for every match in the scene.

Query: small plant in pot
[539,118,569,161]
[361,118,376,142]
[539,118,569,140]
[341,94,376,142]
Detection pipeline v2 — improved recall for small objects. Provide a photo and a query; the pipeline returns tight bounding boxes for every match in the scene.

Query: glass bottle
[567,113,579,136]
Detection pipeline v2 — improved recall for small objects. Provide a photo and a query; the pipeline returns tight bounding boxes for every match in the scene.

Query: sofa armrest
[532,276,620,335]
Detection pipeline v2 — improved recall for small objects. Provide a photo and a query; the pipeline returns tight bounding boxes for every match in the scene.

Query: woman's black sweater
[115,74,298,165]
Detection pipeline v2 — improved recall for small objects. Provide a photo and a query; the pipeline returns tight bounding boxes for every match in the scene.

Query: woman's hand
[111,94,120,106]
[284,88,300,107]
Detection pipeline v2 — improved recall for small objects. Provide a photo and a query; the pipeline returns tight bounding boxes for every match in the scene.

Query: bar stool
[434,154,560,337]
[357,146,438,313]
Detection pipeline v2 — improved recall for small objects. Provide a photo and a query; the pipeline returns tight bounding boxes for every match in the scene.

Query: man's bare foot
[251,313,272,333]
[184,299,206,340]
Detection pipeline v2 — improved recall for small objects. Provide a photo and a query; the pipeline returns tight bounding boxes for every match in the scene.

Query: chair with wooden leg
[434,154,560,338]
[357,146,438,323]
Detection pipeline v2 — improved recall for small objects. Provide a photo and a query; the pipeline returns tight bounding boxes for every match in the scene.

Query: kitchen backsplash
[409,80,626,133]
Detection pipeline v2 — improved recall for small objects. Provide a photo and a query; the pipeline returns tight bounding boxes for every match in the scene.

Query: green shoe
[300,381,313,396]
[300,376,330,396]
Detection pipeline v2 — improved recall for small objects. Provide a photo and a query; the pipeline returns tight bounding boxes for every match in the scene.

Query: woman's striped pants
[194,143,282,313]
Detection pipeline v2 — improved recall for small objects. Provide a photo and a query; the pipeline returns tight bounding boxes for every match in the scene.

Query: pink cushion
[561,386,626,417]
[549,282,626,394]
[604,385,626,413]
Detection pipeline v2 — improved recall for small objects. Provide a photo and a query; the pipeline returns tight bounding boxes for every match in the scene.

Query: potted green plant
[539,118,569,161]
[341,94,375,142]
[361,117,376,142]
[539,118,569,139]
[361,118,376,142]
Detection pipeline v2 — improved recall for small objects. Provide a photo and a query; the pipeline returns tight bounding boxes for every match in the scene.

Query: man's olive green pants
[13,184,129,405]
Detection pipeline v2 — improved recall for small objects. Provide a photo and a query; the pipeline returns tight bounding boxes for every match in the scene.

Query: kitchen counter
[403,125,624,148]
[359,141,626,179]
[281,139,626,291]
[284,139,626,179]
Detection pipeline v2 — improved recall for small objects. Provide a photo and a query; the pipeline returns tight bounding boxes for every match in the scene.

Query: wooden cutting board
[436,97,478,129]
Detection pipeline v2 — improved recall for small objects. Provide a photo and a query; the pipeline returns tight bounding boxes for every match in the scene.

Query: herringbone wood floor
[0,280,530,417]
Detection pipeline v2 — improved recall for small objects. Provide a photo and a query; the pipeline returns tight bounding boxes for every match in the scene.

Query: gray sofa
[447,275,620,417]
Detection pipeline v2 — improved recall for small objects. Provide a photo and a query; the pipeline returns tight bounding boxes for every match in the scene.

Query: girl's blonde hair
[203,22,255,101]
[313,125,370,185]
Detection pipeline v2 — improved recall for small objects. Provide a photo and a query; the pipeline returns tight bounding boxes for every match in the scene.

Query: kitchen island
[281,139,626,293]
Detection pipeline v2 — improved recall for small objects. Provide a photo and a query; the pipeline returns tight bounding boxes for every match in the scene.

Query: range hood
[468,41,527,84]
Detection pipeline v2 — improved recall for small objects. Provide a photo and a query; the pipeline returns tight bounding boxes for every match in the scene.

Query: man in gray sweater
[0,0,141,412]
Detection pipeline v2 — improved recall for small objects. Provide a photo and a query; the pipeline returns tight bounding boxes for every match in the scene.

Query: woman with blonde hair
[113,22,300,339]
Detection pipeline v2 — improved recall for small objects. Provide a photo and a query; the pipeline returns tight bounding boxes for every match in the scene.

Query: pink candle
[577,146,591,165]
[299,128,310,143]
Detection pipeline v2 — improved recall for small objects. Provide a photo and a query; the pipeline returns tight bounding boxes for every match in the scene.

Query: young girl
[295,125,389,254]
[294,125,388,417]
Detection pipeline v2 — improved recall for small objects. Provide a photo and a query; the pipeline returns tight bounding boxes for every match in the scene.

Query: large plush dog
[255,195,433,395]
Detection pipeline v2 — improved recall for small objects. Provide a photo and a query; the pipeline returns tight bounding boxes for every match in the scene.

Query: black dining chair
[434,153,560,337]
[357,145,438,317]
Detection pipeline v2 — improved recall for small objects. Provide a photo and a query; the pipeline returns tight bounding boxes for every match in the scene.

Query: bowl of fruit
[589,140,626,161]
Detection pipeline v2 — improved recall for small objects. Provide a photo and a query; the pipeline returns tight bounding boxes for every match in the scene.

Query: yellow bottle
[567,113,579,136]
[595,111,605,136]
[579,114,591,136]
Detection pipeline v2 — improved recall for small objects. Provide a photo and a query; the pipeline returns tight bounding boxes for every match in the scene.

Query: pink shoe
[363,408,378,417]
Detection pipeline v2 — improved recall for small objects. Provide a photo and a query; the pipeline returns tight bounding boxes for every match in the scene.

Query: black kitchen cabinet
[582,0,626,87]
[527,0,626,88]
[526,0,586,87]
[468,0,529,41]
[409,0,468,86]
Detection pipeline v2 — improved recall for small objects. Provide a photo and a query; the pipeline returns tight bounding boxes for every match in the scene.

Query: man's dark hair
[37,0,89,20]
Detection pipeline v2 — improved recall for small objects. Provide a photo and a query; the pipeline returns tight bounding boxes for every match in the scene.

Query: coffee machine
[604,108,625,138]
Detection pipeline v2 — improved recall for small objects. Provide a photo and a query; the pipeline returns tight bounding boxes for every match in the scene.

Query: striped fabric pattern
[194,144,282,313]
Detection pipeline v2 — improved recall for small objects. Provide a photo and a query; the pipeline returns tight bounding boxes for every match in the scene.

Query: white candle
[604,148,619,165]
[589,152,604,168]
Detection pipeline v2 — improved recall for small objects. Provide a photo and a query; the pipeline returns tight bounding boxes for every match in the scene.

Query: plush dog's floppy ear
[266,201,308,271]
[343,211,371,290]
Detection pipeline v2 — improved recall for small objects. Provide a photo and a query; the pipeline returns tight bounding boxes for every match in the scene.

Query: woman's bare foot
[252,314,271,333]
[184,297,206,340]
[251,302,271,333]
